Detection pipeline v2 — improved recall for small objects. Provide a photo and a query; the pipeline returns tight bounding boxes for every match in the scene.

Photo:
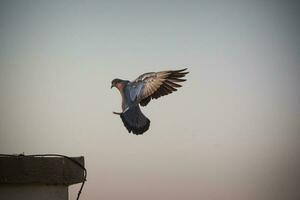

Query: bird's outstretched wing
[132,68,188,106]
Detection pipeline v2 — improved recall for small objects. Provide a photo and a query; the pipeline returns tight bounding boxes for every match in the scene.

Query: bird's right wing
[133,68,188,106]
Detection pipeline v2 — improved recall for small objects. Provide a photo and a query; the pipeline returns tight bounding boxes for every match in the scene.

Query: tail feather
[120,106,150,135]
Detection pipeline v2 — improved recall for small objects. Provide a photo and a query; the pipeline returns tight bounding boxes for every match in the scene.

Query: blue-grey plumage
[111,68,188,135]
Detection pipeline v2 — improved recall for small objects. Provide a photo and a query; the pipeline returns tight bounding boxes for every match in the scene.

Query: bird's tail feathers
[120,105,150,135]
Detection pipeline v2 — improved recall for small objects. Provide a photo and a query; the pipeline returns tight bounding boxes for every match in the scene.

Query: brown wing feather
[140,96,151,106]
[135,68,188,106]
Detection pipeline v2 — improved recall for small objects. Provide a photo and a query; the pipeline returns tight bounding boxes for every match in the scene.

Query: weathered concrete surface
[0,156,84,185]
[0,184,68,200]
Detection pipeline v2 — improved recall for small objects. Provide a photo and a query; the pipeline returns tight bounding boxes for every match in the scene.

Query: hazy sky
[0,1,300,200]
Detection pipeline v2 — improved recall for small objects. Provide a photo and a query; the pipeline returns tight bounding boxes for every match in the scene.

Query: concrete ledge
[0,156,84,186]
[0,184,68,200]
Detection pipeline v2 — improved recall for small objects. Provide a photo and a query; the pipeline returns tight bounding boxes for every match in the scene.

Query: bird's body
[111,68,188,135]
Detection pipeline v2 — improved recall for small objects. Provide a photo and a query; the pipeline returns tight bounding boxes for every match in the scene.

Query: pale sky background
[0,1,300,200]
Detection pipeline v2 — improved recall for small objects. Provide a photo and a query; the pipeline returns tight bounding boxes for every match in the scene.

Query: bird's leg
[113,105,131,115]
[112,111,121,115]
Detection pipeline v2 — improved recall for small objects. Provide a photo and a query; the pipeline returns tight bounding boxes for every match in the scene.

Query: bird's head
[111,78,123,89]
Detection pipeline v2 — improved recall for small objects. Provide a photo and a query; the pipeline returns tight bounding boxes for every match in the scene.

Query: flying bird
[111,68,188,135]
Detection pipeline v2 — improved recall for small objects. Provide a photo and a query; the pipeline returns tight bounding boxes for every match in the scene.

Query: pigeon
[111,68,188,135]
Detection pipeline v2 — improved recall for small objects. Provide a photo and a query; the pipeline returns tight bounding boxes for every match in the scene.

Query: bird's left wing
[132,68,188,106]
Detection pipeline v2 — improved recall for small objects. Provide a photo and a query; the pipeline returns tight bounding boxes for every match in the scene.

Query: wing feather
[168,77,186,82]
[165,80,182,88]
[133,68,188,106]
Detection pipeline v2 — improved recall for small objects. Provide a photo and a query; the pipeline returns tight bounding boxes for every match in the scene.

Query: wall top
[0,155,85,186]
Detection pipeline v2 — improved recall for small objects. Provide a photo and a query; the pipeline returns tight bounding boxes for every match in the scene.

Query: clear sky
[0,1,300,200]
